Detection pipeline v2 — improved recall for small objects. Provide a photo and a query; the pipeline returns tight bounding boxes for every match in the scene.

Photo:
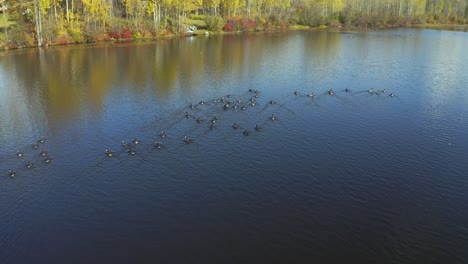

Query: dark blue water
[1,29,468,263]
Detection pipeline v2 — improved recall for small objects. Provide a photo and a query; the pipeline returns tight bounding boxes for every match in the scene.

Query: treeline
[1,0,467,48]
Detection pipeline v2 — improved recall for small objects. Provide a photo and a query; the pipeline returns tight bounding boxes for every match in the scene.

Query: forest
[1,0,468,48]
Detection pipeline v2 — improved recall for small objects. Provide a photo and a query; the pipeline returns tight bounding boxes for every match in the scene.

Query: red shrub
[241,19,257,31]
[224,18,245,32]
[223,20,235,32]
[109,31,121,40]
[57,35,69,44]
[122,28,132,39]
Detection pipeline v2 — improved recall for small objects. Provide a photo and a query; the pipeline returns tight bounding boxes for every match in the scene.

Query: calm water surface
[1,29,468,263]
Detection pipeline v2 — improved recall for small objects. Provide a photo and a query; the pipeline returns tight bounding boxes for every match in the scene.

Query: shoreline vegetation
[1,0,468,51]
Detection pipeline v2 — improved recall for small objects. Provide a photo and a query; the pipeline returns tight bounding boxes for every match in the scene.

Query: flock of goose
[4,87,396,178]
[5,136,51,178]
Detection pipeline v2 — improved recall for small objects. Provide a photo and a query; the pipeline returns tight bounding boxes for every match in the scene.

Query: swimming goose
[128,148,136,155]
[105,149,113,157]
[183,136,193,144]
[154,142,162,149]
[122,141,130,149]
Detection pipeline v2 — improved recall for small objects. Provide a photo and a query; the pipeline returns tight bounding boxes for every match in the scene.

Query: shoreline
[1,23,467,52]
[408,23,468,30]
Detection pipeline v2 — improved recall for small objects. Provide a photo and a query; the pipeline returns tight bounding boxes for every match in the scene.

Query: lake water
[1,29,467,263]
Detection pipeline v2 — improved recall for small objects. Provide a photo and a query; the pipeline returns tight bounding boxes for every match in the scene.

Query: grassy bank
[409,23,468,31]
